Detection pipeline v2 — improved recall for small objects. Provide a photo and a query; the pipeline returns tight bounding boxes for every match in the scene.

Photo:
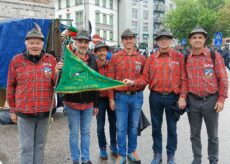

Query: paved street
[1,70,230,164]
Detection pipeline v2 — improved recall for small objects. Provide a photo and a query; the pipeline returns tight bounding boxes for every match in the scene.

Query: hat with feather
[25,23,44,40]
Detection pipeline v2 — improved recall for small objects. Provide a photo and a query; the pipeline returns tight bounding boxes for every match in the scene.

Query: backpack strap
[209,48,216,65]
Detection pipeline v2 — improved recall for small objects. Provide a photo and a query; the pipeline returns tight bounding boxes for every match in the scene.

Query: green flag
[55,48,124,93]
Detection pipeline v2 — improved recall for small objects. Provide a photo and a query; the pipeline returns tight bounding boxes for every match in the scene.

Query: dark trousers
[149,91,178,156]
[187,93,219,162]
[96,97,117,149]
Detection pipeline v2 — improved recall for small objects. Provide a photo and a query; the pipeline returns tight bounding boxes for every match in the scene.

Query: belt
[117,90,142,95]
[151,91,175,95]
[189,92,217,100]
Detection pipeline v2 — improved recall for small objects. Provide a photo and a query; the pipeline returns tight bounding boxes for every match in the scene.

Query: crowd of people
[1,23,228,164]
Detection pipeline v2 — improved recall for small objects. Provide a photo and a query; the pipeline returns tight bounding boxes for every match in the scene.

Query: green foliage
[164,0,229,43]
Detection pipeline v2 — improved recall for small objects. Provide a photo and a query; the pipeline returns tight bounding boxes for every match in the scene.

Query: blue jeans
[115,91,143,156]
[96,97,116,149]
[149,91,178,156]
[65,105,93,162]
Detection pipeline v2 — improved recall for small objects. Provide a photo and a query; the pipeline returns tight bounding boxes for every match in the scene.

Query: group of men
[6,23,228,164]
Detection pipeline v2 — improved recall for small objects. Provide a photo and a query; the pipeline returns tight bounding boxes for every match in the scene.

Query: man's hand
[178,97,186,110]
[123,79,134,86]
[10,112,17,123]
[109,99,115,111]
[55,61,64,74]
[93,108,99,116]
[215,101,224,112]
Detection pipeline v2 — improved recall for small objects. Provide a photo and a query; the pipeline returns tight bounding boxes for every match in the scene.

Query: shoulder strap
[209,48,216,65]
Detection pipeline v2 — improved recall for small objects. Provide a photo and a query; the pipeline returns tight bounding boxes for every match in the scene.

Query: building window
[103,30,107,40]
[103,0,106,8]
[76,0,83,5]
[110,31,113,40]
[143,23,148,32]
[132,9,137,19]
[58,0,61,9]
[109,15,113,25]
[95,12,100,23]
[76,11,83,23]
[103,14,107,24]
[66,0,70,7]
[109,0,113,9]
[143,11,148,20]
[95,0,99,5]
[132,21,137,32]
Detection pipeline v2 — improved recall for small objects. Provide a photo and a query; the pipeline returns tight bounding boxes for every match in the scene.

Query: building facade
[55,0,118,46]
[119,0,153,50]
[0,0,54,20]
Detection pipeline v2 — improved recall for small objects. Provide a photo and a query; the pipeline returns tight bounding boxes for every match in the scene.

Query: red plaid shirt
[186,48,228,103]
[96,59,114,99]
[108,50,146,92]
[7,53,57,113]
[135,48,187,98]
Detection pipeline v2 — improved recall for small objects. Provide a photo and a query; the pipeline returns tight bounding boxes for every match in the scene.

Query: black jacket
[63,54,99,108]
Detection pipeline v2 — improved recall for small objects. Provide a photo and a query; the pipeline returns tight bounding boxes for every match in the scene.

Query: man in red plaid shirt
[93,42,118,160]
[6,23,57,164]
[186,26,228,164]
[124,28,187,164]
[108,29,146,164]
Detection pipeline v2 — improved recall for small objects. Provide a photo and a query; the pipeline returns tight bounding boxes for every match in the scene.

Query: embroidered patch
[43,67,52,78]
[171,61,179,65]
[204,68,214,79]
[135,61,142,72]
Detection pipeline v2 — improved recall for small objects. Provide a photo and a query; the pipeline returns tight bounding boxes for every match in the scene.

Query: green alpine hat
[94,41,109,53]
[155,28,173,41]
[25,23,44,40]
[121,29,136,39]
[188,25,208,38]
[74,29,91,41]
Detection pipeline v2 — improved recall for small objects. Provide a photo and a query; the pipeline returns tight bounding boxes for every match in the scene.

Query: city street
[0,70,230,164]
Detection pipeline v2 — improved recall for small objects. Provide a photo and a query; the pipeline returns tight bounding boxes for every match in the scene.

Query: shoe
[127,151,141,164]
[209,159,218,164]
[167,156,176,164]
[115,155,126,164]
[110,145,118,157]
[191,159,201,164]
[81,160,92,164]
[73,161,79,164]
[99,148,108,160]
[151,153,162,164]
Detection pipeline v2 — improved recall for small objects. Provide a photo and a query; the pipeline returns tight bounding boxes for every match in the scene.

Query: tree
[164,0,229,43]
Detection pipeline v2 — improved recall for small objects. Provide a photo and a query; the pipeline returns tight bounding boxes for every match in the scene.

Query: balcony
[154,5,165,12]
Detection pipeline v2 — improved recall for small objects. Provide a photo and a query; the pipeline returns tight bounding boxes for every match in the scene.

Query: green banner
[55,48,124,93]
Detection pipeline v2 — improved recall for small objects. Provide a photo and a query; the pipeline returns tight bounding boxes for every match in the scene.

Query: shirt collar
[122,49,138,56]
[191,47,208,56]
[96,59,109,67]
[155,48,172,58]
